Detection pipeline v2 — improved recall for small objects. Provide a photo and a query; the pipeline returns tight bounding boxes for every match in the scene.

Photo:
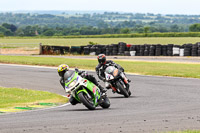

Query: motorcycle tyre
[116,81,129,98]
[78,92,96,110]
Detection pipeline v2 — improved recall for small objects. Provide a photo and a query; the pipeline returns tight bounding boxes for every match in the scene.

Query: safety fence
[40,42,200,57]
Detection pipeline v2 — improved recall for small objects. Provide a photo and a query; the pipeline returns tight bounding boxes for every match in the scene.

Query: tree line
[1,11,200,37]
[1,23,200,37]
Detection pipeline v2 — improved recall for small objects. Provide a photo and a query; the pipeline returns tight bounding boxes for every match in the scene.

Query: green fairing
[65,72,101,106]
[65,72,78,87]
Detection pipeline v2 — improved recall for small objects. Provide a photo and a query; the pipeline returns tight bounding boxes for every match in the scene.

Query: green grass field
[168,131,200,133]
[0,87,68,108]
[0,55,200,79]
[1,37,200,48]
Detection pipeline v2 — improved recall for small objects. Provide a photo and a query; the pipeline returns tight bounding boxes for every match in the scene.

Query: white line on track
[1,99,71,116]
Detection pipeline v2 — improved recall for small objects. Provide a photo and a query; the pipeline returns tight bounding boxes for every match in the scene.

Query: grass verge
[0,55,200,79]
[0,87,68,108]
[167,131,200,133]
[1,37,200,47]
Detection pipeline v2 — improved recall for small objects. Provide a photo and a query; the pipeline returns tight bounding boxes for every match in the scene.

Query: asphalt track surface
[0,64,200,133]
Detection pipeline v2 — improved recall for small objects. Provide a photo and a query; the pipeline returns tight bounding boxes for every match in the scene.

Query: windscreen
[64,71,75,83]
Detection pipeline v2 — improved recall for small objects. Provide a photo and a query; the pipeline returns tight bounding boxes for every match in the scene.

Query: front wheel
[78,92,96,110]
[116,81,129,98]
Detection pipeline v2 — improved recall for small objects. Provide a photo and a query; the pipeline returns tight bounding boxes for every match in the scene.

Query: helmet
[57,64,69,77]
[97,54,106,65]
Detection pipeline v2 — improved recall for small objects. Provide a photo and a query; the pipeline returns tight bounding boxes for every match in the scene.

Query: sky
[0,0,200,15]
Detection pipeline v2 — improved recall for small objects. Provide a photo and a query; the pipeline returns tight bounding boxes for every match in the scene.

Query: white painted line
[0,102,71,116]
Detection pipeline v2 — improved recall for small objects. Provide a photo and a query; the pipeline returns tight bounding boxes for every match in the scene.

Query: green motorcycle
[64,71,110,110]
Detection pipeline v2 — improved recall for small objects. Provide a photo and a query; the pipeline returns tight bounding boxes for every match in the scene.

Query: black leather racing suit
[95,60,124,82]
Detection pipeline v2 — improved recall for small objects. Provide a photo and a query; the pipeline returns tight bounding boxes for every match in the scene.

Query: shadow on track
[108,96,137,99]
[62,108,114,112]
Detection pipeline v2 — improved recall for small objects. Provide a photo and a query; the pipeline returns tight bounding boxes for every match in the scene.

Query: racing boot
[69,96,79,105]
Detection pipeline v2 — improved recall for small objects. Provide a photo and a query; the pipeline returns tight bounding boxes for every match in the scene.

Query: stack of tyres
[118,42,126,55]
[51,46,59,55]
[162,45,167,56]
[124,51,131,56]
[149,45,155,56]
[108,45,113,55]
[83,47,90,55]
[112,44,118,55]
[144,44,150,56]
[80,46,86,54]
[105,45,110,55]
[100,45,106,55]
[184,44,192,56]
[197,43,200,56]
[124,44,130,56]
[167,44,173,56]
[95,45,102,55]
[71,46,81,54]
[155,44,162,56]
[140,45,145,56]
[130,45,137,56]
[130,45,136,51]
[191,44,198,56]
[60,46,70,54]
[90,46,96,55]
[135,45,140,56]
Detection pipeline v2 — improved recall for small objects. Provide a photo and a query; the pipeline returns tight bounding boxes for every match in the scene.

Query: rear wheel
[116,81,129,98]
[78,92,96,110]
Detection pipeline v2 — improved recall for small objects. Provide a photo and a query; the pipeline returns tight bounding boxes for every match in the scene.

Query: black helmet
[97,54,106,64]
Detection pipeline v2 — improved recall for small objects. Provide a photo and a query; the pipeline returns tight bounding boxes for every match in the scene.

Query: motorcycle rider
[58,64,106,105]
[96,54,131,90]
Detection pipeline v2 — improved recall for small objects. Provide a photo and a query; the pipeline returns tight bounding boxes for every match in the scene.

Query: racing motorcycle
[64,71,110,110]
[104,66,131,98]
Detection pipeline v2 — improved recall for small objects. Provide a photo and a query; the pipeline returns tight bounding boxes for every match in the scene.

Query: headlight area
[68,80,77,88]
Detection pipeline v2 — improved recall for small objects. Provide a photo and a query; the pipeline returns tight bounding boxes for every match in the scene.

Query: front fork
[120,72,128,84]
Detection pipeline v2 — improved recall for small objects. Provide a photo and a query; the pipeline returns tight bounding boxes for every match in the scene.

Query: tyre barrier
[40,42,200,56]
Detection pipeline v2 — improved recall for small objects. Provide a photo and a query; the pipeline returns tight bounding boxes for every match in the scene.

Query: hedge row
[40,42,200,56]
[52,32,200,38]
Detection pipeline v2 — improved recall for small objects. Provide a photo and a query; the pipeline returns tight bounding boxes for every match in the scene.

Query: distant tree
[144,26,150,36]
[4,29,14,36]
[42,29,55,36]
[0,26,7,33]
[120,28,131,34]
[189,23,200,32]
[15,28,24,36]
[170,24,180,32]
[23,26,36,36]
[2,23,17,32]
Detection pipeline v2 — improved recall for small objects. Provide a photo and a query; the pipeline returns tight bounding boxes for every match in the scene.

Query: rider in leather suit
[58,64,106,105]
[95,54,131,90]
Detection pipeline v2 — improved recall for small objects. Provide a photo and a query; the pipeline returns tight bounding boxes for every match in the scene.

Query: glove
[81,71,88,78]
[75,68,79,72]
